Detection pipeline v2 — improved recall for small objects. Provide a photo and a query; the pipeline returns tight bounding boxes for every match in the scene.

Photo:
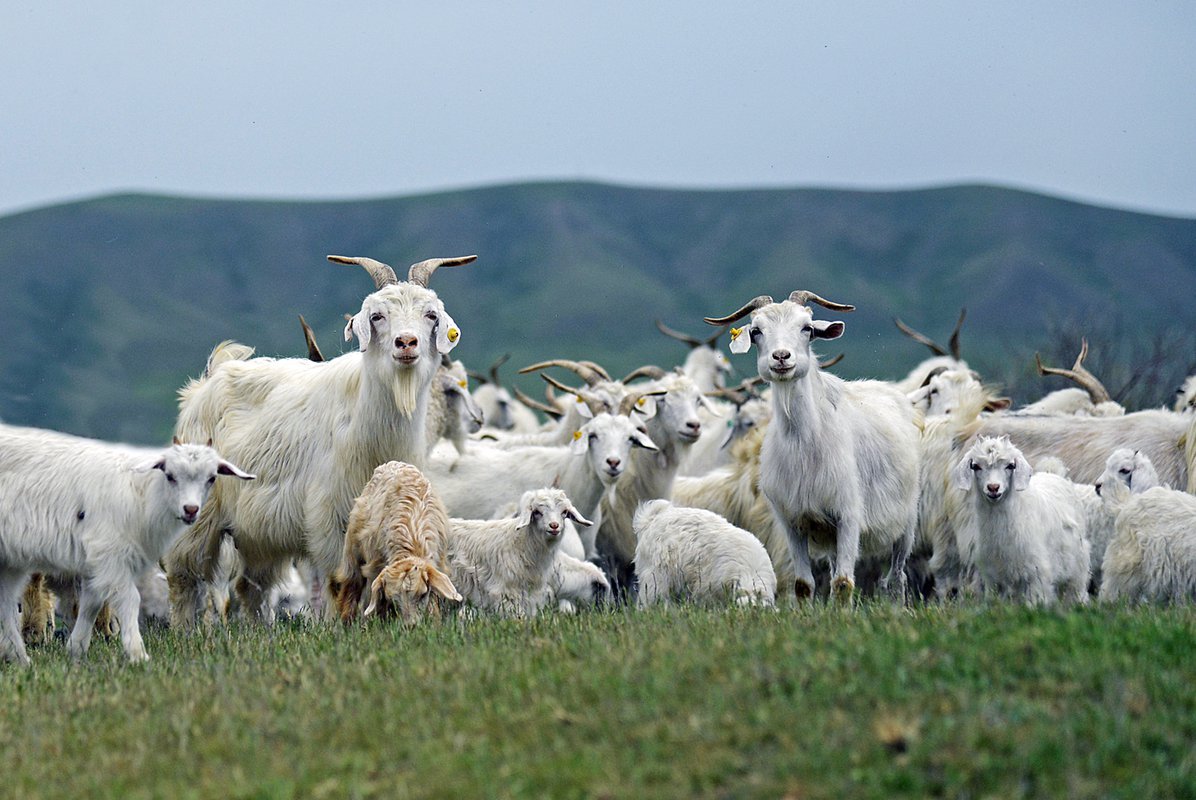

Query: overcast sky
[3,3,1194,218]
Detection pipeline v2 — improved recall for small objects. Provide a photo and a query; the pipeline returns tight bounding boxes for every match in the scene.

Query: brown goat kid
[331,461,462,623]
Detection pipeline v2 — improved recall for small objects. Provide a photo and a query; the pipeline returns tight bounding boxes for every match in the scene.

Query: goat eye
[929,389,938,396]
[970,463,980,472]
[588,433,598,441]
[370,312,384,323]
[531,509,542,518]
[425,311,438,322]
[207,476,216,486]
[749,328,761,340]
[1119,467,1132,475]
[801,325,813,335]
[165,473,177,484]
[1006,463,1015,471]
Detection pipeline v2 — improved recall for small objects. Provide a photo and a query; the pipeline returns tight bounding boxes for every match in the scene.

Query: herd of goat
[2,252,1196,666]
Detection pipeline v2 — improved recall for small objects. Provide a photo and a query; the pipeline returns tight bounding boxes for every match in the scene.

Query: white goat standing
[0,427,253,664]
[165,253,474,627]
[1097,451,1196,603]
[952,436,1090,605]
[448,488,592,618]
[633,499,776,607]
[704,290,920,601]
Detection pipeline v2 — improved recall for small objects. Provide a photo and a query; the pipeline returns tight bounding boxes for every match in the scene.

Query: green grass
[2,603,1195,799]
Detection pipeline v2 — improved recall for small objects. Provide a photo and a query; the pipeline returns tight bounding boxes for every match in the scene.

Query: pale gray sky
[3,2,1194,218]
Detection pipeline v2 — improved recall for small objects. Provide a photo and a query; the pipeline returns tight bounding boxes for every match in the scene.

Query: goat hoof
[794,579,815,601]
[831,577,855,602]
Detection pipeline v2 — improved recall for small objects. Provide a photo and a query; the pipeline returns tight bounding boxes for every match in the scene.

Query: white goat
[655,320,732,393]
[448,488,592,617]
[549,553,611,612]
[633,499,776,607]
[0,427,253,664]
[705,290,920,601]
[469,354,541,433]
[1083,448,1162,589]
[594,375,707,591]
[953,436,1089,605]
[331,461,461,623]
[165,253,474,627]
[893,310,970,394]
[1173,375,1196,414]
[1098,475,1196,603]
[426,411,657,524]
[427,358,484,456]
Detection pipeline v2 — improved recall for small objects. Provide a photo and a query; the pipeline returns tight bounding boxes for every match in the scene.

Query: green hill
[2,182,1195,443]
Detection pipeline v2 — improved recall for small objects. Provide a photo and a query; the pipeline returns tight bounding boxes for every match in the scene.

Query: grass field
[1,602,1194,799]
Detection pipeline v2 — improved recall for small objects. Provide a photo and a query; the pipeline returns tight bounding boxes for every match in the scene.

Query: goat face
[1095,448,1158,500]
[730,301,844,383]
[344,283,460,371]
[642,376,705,444]
[136,442,255,525]
[517,488,593,541]
[571,413,659,484]
[952,436,1032,503]
[440,368,484,433]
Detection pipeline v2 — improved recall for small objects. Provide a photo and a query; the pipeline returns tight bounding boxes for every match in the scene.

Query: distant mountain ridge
[1,181,1194,442]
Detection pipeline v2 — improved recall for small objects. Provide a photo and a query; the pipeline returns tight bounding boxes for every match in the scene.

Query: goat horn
[488,353,511,387]
[948,307,967,361]
[618,390,668,417]
[407,255,478,288]
[918,365,951,389]
[298,315,325,363]
[466,369,489,385]
[1035,338,1111,405]
[655,319,703,348]
[519,359,605,387]
[513,386,563,419]
[577,360,612,381]
[787,291,856,312]
[328,255,398,290]
[819,353,845,370]
[894,317,948,357]
[539,373,582,398]
[621,365,667,383]
[703,295,775,326]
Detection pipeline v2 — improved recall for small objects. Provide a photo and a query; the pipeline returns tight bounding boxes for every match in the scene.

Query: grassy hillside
[1,182,1195,442]
[2,604,1193,799]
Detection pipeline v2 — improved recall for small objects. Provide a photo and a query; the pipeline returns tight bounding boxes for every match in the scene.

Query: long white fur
[1080,448,1162,591]
[633,499,776,607]
[725,298,920,600]
[165,270,464,627]
[447,488,591,617]
[1098,481,1196,604]
[425,359,484,456]
[427,412,657,522]
[0,425,252,664]
[953,436,1090,605]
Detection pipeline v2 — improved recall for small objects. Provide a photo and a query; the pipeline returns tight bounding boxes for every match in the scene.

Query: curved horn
[918,365,951,389]
[407,255,478,288]
[577,360,612,381]
[328,255,398,290]
[703,324,728,348]
[621,365,667,383]
[466,369,490,385]
[819,353,846,370]
[894,317,948,357]
[488,353,511,387]
[519,359,605,387]
[703,295,774,326]
[655,319,703,348]
[298,315,324,363]
[948,307,967,361]
[786,291,855,312]
[1035,338,1111,405]
[513,386,563,420]
[539,373,582,398]
[618,390,667,417]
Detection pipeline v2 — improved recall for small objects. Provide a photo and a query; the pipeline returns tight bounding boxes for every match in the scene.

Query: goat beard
[390,370,422,419]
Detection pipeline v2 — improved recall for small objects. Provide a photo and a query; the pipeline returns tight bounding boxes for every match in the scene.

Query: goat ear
[811,320,845,340]
[516,503,535,529]
[632,396,658,420]
[133,456,168,474]
[344,311,372,351]
[631,429,659,451]
[426,566,463,603]
[217,460,256,481]
[563,504,593,528]
[363,573,386,617]
[728,326,752,354]
[951,456,974,492]
[985,397,1013,412]
[435,309,461,354]
[1013,454,1033,491]
[570,429,589,455]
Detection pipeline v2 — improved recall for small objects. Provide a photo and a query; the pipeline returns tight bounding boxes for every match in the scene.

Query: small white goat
[448,488,591,617]
[633,499,776,607]
[1097,451,1196,603]
[953,436,1090,605]
[0,427,253,664]
[331,461,461,623]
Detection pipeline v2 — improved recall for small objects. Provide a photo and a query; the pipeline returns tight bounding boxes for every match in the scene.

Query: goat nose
[395,335,418,349]
[548,521,560,531]
[606,457,621,469]
[986,483,1001,494]
[686,420,701,432]
[772,349,791,361]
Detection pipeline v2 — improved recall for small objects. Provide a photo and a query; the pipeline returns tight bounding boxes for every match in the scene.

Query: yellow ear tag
[573,430,583,441]
[447,327,459,343]
[730,326,743,340]
[458,380,467,388]
[576,396,584,404]
[637,397,646,407]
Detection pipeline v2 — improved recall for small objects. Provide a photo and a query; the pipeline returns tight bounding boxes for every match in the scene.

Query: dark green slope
[1,182,1194,442]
